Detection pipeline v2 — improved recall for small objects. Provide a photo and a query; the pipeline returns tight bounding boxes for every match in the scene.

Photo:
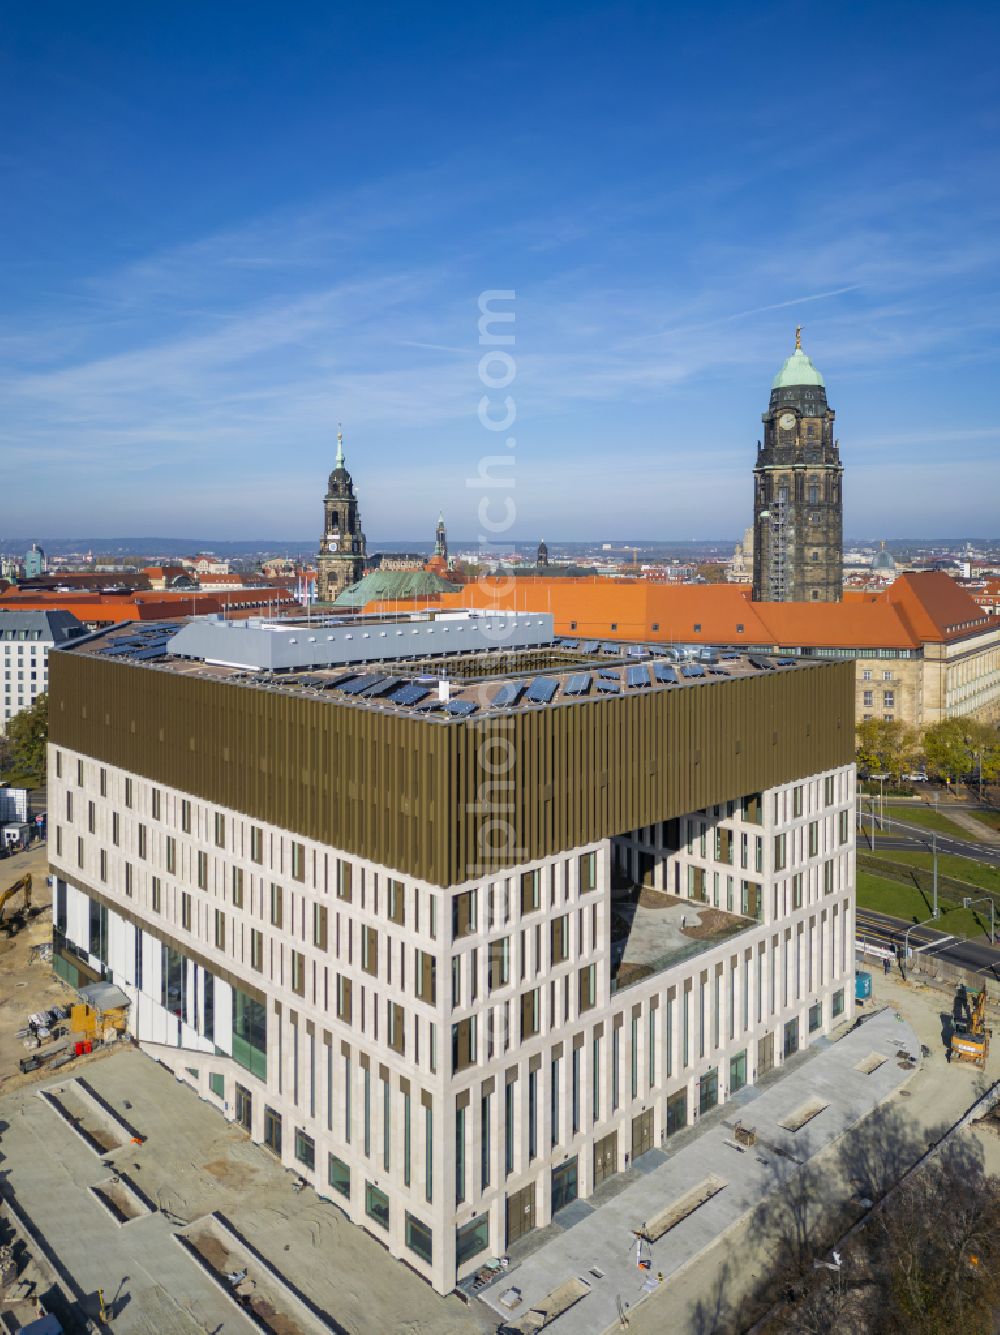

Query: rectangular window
[824,775,835,806]
[416,950,436,1004]
[504,1080,515,1177]
[452,888,477,939]
[364,1181,389,1231]
[250,929,264,972]
[336,975,352,1023]
[336,859,352,901]
[520,987,540,1040]
[214,909,225,950]
[520,869,540,914]
[489,937,510,991]
[291,951,306,997]
[387,879,405,926]
[124,775,132,807]
[550,915,568,965]
[181,893,192,931]
[579,851,597,892]
[313,903,328,950]
[270,883,283,928]
[197,850,208,890]
[838,810,849,845]
[87,800,96,834]
[456,1215,489,1268]
[209,1072,225,1100]
[263,1105,282,1156]
[124,862,133,896]
[294,1129,315,1171]
[180,799,191,833]
[383,1076,391,1172]
[165,836,176,875]
[151,877,162,913]
[832,988,845,1018]
[328,1153,351,1199]
[425,1102,433,1202]
[578,964,596,1013]
[405,1213,433,1266]
[452,1017,476,1073]
[151,787,161,820]
[481,1089,491,1191]
[250,826,264,864]
[232,866,244,908]
[773,834,787,872]
[455,1102,466,1204]
[214,812,226,848]
[388,1001,404,1055]
[361,925,377,976]
[291,841,306,882]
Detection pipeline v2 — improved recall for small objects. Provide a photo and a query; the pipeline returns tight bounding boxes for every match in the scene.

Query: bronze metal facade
[49,652,854,887]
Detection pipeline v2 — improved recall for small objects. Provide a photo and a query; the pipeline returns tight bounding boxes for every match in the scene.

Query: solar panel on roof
[680,664,705,678]
[595,677,620,693]
[295,675,326,688]
[579,640,600,654]
[776,657,797,667]
[130,646,169,661]
[492,682,526,709]
[653,663,677,684]
[627,665,650,688]
[525,676,558,704]
[600,642,620,655]
[748,655,774,671]
[360,676,405,698]
[326,673,358,689]
[598,668,620,680]
[339,674,382,695]
[391,683,430,707]
[100,644,134,656]
[626,645,649,659]
[445,699,478,718]
[563,673,591,696]
[558,639,579,650]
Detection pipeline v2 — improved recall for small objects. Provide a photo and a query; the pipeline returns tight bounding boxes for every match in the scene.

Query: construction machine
[0,873,32,935]
[950,986,990,1067]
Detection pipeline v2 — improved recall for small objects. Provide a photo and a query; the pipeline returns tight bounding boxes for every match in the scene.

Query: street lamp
[962,896,996,946]
[903,913,942,974]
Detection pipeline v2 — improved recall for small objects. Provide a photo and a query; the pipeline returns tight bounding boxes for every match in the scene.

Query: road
[856,904,1000,979]
[857,810,1000,869]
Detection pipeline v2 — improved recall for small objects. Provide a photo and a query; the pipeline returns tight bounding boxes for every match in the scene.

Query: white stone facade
[49,745,855,1293]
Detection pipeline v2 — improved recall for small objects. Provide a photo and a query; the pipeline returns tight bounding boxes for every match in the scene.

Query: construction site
[0,817,998,1334]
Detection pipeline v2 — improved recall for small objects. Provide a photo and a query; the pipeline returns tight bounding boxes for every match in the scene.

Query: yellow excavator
[0,873,32,935]
[950,986,990,1067]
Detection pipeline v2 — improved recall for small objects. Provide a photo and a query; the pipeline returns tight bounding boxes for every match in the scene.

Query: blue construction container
[855,970,873,1001]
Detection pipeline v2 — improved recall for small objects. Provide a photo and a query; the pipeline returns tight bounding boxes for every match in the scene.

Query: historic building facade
[753,331,843,603]
[316,429,367,603]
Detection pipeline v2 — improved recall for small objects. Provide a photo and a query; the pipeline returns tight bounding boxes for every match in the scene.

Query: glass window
[365,1181,389,1231]
[832,988,845,1018]
[209,1072,225,1099]
[456,1215,489,1267]
[263,1105,282,1157]
[294,1129,315,1170]
[328,1153,351,1199]
[405,1213,433,1265]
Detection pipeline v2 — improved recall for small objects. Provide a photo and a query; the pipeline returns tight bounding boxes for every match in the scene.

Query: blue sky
[1,1,999,543]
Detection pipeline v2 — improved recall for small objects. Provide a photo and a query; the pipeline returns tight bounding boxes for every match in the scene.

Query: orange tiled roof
[364,570,999,652]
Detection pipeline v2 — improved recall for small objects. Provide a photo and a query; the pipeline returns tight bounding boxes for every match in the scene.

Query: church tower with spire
[316,427,367,602]
[752,330,843,603]
[434,511,448,565]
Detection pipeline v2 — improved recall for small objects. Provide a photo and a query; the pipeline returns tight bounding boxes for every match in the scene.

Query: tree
[856,718,918,779]
[5,691,48,780]
[922,718,1000,785]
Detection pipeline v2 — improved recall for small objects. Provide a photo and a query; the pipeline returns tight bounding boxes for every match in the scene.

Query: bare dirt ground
[186,1223,308,1335]
[0,839,81,1088]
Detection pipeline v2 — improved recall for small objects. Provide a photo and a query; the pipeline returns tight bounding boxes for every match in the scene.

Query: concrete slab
[479,1008,920,1335]
[0,1047,476,1334]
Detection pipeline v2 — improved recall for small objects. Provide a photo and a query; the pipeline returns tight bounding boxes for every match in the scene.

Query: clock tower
[316,427,367,603]
[752,330,843,603]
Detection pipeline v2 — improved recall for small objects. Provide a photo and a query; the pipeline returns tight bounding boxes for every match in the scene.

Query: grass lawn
[857,871,993,940]
[881,802,974,840]
[867,848,1000,895]
[969,809,1000,834]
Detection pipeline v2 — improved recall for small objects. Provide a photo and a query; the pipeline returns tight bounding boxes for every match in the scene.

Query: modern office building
[47,611,856,1293]
[1,608,86,732]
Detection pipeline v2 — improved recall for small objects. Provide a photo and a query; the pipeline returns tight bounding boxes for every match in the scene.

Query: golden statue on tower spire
[795,325,802,351]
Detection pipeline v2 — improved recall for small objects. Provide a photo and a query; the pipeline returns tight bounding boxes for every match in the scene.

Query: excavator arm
[0,873,32,925]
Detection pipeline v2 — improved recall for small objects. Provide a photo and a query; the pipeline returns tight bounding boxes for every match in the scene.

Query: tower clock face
[779,411,796,430]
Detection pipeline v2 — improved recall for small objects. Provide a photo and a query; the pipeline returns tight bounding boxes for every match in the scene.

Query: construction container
[855,970,873,1001]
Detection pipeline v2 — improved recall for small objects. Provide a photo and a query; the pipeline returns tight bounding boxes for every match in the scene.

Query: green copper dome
[771,339,825,390]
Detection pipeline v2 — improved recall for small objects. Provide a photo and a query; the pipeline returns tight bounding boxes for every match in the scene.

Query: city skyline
[2,3,999,539]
